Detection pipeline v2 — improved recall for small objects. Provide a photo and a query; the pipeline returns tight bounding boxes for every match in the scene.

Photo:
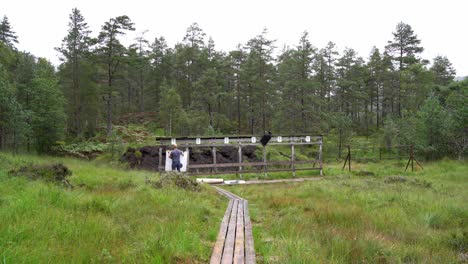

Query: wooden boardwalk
[210,187,256,264]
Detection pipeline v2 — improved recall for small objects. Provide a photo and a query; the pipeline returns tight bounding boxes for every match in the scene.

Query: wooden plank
[210,200,234,264]
[158,148,162,172]
[189,167,322,176]
[262,146,268,178]
[291,144,296,177]
[243,200,256,264]
[189,160,319,169]
[185,147,190,170]
[221,199,238,264]
[213,146,217,173]
[238,145,243,178]
[319,141,323,176]
[233,201,245,264]
[215,187,244,201]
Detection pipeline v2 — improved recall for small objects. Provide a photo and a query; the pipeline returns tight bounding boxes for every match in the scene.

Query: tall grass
[227,160,468,263]
[0,153,225,263]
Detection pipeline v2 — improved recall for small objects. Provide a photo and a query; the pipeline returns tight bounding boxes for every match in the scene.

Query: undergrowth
[0,152,225,263]
[227,160,468,263]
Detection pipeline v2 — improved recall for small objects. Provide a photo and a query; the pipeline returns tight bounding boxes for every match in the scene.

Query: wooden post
[319,140,323,176]
[348,145,351,172]
[379,147,382,160]
[405,145,413,172]
[238,145,243,179]
[263,145,268,178]
[404,145,423,172]
[212,146,217,174]
[342,145,351,171]
[411,146,414,172]
[291,144,296,177]
[158,147,162,172]
[185,147,190,173]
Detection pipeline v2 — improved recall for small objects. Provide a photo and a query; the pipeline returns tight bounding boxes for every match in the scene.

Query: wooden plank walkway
[210,187,256,264]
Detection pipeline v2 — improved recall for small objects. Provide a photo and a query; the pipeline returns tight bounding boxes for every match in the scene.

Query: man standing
[169,144,184,172]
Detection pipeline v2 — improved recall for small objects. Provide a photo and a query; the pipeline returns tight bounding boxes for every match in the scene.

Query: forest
[0,8,466,160]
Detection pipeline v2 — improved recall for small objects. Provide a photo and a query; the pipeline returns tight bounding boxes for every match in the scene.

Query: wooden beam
[238,145,243,179]
[210,200,234,264]
[233,201,245,264]
[186,147,190,172]
[213,146,217,174]
[262,146,268,178]
[244,200,256,264]
[158,148,162,172]
[221,199,238,264]
[291,144,296,177]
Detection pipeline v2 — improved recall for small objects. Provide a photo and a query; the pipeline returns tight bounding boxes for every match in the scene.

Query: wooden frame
[158,135,323,177]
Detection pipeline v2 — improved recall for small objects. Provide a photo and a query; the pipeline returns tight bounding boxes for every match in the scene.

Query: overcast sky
[3,0,468,76]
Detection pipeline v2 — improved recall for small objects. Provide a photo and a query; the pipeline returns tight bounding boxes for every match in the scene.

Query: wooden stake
[158,147,162,172]
[342,145,351,171]
[263,145,268,178]
[319,139,323,176]
[291,144,296,177]
[185,147,190,173]
[212,146,217,174]
[238,145,243,179]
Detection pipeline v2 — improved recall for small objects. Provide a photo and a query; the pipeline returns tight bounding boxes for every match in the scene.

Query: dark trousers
[172,161,182,172]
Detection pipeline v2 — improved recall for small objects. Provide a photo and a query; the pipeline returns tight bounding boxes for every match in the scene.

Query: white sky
[3,0,468,76]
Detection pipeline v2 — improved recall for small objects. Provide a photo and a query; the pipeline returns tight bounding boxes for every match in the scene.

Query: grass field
[0,153,225,263]
[226,160,468,263]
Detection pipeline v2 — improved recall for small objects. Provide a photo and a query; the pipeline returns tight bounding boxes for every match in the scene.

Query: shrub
[9,163,72,187]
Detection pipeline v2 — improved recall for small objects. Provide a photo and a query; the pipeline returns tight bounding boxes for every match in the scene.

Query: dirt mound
[9,163,72,187]
[121,145,260,172]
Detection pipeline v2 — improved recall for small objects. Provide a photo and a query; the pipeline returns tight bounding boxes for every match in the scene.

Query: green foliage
[29,59,67,153]
[0,15,18,48]
[158,84,189,136]
[146,172,201,192]
[1,16,467,161]
[0,153,225,262]
[51,141,109,158]
[227,160,468,263]
[9,163,72,187]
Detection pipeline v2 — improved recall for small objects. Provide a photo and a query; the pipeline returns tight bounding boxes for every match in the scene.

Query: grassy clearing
[226,160,468,263]
[0,152,225,263]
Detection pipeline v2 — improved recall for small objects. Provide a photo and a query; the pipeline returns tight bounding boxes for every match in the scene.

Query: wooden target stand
[156,135,323,177]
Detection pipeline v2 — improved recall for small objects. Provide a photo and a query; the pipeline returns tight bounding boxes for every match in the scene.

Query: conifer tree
[0,16,18,48]
[385,22,424,116]
[56,8,92,137]
[95,15,135,136]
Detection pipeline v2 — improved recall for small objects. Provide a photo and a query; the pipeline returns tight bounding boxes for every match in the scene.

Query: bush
[146,172,201,192]
[9,163,72,187]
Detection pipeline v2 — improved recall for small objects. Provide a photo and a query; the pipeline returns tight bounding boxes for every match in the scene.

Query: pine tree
[30,59,66,153]
[0,16,18,48]
[227,45,247,134]
[148,36,172,110]
[321,42,339,107]
[56,8,92,137]
[430,55,456,86]
[95,15,135,136]
[276,31,318,133]
[385,22,424,116]
[244,28,276,133]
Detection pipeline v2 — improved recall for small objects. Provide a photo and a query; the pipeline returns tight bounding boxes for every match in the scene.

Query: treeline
[0,9,466,159]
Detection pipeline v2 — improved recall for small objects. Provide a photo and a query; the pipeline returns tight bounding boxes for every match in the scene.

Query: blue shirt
[170,149,183,163]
